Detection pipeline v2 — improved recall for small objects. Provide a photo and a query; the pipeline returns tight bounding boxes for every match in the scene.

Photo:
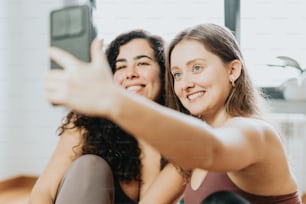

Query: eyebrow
[115,55,154,64]
[135,55,153,60]
[171,58,206,70]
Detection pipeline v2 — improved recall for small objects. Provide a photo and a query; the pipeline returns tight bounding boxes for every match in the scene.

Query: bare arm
[109,94,268,171]
[45,40,271,172]
[139,163,186,204]
[28,129,82,204]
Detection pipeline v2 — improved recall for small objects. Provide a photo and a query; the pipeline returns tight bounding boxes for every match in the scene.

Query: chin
[189,109,203,117]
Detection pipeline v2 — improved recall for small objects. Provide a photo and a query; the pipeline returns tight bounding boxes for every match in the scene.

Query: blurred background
[0,0,305,202]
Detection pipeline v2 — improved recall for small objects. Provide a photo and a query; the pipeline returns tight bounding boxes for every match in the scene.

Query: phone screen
[50,5,96,69]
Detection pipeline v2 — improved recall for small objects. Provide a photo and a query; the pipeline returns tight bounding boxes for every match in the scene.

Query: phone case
[50,5,96,69]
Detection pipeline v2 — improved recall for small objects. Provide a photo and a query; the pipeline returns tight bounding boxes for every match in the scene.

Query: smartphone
[50,5,96,69]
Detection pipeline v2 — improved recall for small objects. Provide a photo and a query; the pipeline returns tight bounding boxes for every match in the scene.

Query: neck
[200,109,230,127]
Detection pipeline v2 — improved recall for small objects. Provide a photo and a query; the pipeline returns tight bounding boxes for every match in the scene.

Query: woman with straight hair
[44,24,301,204]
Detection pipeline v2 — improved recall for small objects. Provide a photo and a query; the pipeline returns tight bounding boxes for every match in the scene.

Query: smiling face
[170,40,232,117]
[113,39,162,101]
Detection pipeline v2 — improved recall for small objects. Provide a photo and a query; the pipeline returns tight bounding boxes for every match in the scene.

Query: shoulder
[225,117,279,139]
[59,127,84,158]
[223,117,284,157]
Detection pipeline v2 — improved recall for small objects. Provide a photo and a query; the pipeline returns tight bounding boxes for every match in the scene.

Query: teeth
[187,92,204,100]
[126,85,143,91]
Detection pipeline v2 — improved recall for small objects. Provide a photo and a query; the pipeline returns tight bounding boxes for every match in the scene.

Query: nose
[126,65,139,79]
[181,74,195,91]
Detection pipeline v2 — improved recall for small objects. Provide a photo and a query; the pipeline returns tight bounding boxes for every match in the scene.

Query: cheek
[142,69,160,83]
[113,72,123,85]
[144,69,162,98]
[173,82,182,97]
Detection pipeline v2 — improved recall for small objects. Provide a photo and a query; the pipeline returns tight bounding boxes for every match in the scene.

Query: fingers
[49,47,81,70]
[44,71,67,105]
[90,39,107,67]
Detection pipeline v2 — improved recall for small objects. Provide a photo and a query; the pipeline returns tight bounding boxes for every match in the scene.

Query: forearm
[28,186,54,204]
[107,91,216,169]
[28,167,61,204]
[28,129,82,204]
[139,164,185,204]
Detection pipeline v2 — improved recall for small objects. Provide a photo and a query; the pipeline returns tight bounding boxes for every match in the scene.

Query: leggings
[55,154,115,204]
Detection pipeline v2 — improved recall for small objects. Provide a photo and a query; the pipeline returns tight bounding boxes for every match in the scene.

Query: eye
[192,64,202,72]
[137,62,150,67]
[115,64,126,71]
[172,72,182,80]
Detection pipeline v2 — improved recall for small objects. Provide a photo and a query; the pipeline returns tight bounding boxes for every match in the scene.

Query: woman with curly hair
[29,30,185,204]
[44,23,301,204]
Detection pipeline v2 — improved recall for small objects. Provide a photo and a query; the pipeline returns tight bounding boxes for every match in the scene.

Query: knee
[62,154,114,188]
[70,154,113,180]
[74,155,112,171]
[56,155,115,204]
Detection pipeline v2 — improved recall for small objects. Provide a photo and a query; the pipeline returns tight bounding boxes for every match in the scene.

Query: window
[93,0,306,87]
[94,1,224,43]
[240,0,306,87]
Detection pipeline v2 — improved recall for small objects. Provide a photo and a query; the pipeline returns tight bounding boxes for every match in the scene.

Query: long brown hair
[166,23,265,118]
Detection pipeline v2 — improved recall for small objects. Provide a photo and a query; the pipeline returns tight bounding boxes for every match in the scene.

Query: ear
[227,59,242,83]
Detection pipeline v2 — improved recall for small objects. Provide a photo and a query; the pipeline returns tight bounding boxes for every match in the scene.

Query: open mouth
[187,91,205,101]
[126,85,145,92]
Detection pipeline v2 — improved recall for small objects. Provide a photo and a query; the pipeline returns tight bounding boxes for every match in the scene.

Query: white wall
[0,0,224,180]
[241,0,306,87]
[0,0,66,180]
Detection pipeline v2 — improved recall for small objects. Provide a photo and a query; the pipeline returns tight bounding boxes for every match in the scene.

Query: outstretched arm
[28,129,82,204]
[45,40,272,171]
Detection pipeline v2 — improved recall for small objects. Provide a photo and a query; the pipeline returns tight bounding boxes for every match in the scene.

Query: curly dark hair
[58,30,167,183]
